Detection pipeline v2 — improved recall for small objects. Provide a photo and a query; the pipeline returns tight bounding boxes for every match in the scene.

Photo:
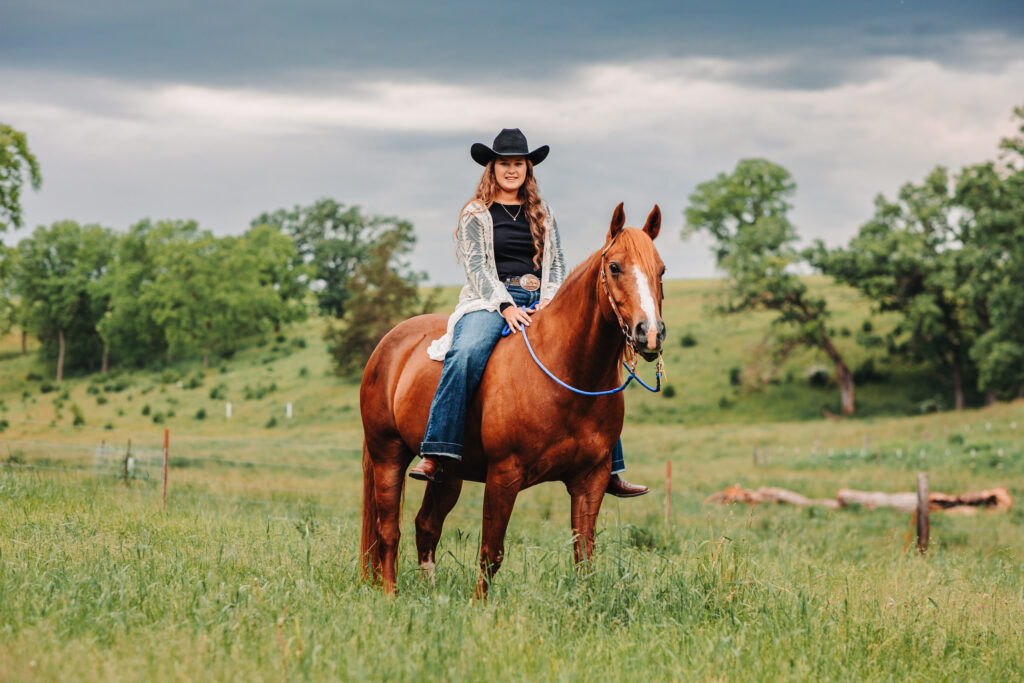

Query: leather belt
[503,273,541,291]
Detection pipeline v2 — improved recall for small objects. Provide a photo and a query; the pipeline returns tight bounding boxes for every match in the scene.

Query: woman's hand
[502,305,532,334]
[533,298,551,312]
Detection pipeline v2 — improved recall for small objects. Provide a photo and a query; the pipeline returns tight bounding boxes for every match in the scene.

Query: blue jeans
[421,285,540,460]
[420,284,628,473]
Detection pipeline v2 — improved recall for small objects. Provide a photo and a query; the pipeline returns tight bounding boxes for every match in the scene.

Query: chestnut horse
[359,203,666,597]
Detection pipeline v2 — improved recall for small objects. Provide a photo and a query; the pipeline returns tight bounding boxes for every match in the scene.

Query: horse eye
[609,262,621,274]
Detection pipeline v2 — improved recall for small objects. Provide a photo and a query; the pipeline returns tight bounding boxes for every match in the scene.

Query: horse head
[601,203,666,362]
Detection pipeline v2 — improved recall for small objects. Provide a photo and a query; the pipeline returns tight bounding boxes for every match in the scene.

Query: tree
[252,199,411,318]
[96,220,197,369]
[810,168,975,409]
[241,224,310,331]
[684,159,856,414]
[0,246,17,338]
[325,219,432,375]
[15,221,115,381]
[955,105,1024,400]
[0,123,42,231]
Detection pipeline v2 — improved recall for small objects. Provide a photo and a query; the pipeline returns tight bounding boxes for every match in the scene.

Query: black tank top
[490,203,540,278]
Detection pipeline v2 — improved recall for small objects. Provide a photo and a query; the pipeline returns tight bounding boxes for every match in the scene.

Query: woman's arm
[540,203,566,301]
[457,206,515,308]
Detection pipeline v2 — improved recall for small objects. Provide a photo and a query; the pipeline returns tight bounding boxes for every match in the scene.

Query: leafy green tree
[956,105,1024,400]
[810,167,975,409]
[325,220,432,375]
[0,123,42,232]
[15,221,116,381]
[96,220,198,368]
[241,224,310,330]
[684,159,855,414]
[252,199,411,318]
[0,246,17,338]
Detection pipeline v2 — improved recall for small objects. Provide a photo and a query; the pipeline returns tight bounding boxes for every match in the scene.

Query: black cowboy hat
[471,128,549,167]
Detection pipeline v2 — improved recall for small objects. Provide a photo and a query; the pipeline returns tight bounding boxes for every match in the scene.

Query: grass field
[1,278,1022,680]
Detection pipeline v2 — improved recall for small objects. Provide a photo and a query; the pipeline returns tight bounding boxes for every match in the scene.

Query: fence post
[162,429,170,513]
[916,472,930,554]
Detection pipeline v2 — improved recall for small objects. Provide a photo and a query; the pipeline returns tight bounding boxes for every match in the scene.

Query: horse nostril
[635,321,648,340]
[658,320,666,341]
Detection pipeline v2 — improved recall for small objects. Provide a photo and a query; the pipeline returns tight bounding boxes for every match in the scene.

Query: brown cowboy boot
[606,474,649,497]
[409,456,443,483]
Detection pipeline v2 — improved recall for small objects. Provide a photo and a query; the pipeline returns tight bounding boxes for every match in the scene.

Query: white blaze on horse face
[632,266,659,349]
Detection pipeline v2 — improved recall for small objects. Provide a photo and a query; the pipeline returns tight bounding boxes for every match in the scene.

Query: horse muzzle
[633,319,665,361]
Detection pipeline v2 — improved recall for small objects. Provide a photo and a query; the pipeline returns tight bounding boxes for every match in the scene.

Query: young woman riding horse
[408,128,648,497]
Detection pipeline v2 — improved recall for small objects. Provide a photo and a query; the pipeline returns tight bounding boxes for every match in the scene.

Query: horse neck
[533,253,625,385]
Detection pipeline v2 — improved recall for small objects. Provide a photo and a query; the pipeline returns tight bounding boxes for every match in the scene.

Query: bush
[195,408,207,420]
[861,320,874,333]
[141,404,151,416]
[662,384,676,398]
[680,333,697,348]
[71,404,85,427]
[86,384,101,395]
[298,367,309,378]
[0,418,9,432]
[103,378,130,392]
[219,364,229,374]
[275,333,287,343]
[159,369,180,384]
[96,396,108,405]
[949,433,965,446]
[839,326,852,337]
[292,337,307,349]
[184,374,204,390]
[853,358,886,384]
[265,416,278,428]
[728,367,742,386]
[25,372,43,382]
[39,381,56,394]
[152,412,165,424]
[804,365,831,388]
[919,397,943,414]
[104,422,114,430]
[209,383,227,400]
[718,396,733,409]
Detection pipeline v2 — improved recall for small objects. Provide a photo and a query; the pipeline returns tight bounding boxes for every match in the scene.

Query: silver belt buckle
[518,273,540,291]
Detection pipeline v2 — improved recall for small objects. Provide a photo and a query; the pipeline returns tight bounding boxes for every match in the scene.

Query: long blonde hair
[460,160,548,270]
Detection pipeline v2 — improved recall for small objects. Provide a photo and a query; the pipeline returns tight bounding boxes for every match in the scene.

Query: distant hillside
[0,277,976,442]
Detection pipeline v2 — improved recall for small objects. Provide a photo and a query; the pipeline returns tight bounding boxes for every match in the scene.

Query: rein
[501,300,663,396]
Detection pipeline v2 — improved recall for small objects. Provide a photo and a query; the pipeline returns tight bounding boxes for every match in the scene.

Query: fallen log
[706,484,1012,514]
[837,487,1012,514]
[705,485,839,509]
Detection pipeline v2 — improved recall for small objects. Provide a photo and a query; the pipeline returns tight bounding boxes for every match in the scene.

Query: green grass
[0,277,1022,679]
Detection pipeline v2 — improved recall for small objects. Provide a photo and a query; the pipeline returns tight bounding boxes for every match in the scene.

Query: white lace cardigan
[427,199,566,361]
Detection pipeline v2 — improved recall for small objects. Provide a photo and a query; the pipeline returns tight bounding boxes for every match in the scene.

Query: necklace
[498,202,522,222]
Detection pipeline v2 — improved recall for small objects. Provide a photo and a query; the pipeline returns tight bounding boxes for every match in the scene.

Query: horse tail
[359,439,382,581]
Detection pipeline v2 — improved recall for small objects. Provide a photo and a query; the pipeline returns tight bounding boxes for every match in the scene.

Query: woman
[409,128,648,497]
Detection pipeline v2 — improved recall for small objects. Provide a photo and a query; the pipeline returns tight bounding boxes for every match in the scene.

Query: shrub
[195,408,207,420]
[717,396,733,409]
[86,384,101,395]
[152,412,165,424]
[166,409,176,418]
[209,383,228,400]
[804,365,831,388]
[292,337,307,349]
[861,320,874,333]
[265,416,278,428]
[25,372,43,382]
[919,397,943,414]
[184,374,204,390]
[159,369,180,384]
[839,326,852,337]
[298,367,309,378]
[728,367,742,386]
[949,433,965,446]
[680,332,697,348]
[141,404,151,416]
[96,396,108,405]
[662,384,676,398]
[103,378,130,392]
[219,364,229,374]
[0,418,9,432]
[71,404,85,426]
[104,422,114,430]
[39,381,56,394]
[275,333,287,343]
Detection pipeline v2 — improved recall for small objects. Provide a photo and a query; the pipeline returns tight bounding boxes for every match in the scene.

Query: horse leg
[414,477,464,582]
[371,444,410,595]
[474,469,521,601]
[566,467,609,568]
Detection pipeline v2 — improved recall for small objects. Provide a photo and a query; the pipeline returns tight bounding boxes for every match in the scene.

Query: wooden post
[665,461,672,524]
[916,472,930,554]
[752,446,759,465]
[162,429,169,513]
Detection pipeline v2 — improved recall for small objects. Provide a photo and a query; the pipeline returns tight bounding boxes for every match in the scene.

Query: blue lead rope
[501,304,661,396]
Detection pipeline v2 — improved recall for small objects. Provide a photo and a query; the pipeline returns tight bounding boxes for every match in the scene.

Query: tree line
[0,151,427,381]
[685,104,1024,413]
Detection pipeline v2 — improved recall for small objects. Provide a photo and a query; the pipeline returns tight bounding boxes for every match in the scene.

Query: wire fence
[2,414,1021,521]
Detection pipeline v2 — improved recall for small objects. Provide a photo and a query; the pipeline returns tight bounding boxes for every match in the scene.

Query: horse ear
[607,203,625,241]
[642,205,661,240]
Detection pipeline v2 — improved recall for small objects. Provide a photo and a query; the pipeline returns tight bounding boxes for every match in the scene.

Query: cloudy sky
[3,1,1023,283]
